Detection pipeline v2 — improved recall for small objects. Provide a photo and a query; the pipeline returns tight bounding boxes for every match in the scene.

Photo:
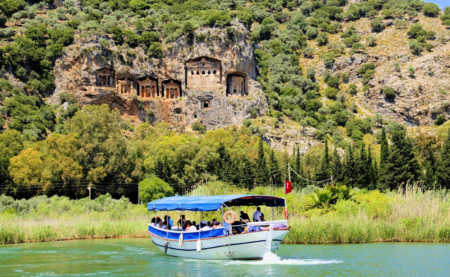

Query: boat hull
[149,230,289,260]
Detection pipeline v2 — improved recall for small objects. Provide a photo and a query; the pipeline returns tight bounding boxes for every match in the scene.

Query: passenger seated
[177,215,186,229]
[232,220,244,234]
[192,221,198,230]
[150,217,156,226]
[163,216,171,230]
[156,217,163,228]
[212,219,220,226]
[240,211,250,222]
[201,221,213,231]
[184,220,197,232]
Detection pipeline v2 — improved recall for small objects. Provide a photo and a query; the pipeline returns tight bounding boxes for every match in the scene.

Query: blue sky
[429,0,447,8]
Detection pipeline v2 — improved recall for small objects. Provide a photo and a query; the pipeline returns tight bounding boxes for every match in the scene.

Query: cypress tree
[155,157,164,179]
[315,139,331,181]
[255,136,269,185]
[342,145,358,187]
[217,143,239,183]
[380,127,389,170]
[269,149,281,186]
[372,158,379,188]
[424,159,436,189]
[162,155,172,182]
[436,130,450,189]
[239,156,255,190]
[332,147,342,183]
[368,147,377,189]
[296,147,307,187]
[355,145,370,188]
[379,130,422,190]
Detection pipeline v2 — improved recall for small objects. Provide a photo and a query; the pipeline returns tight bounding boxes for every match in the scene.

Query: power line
[288,164,333,184]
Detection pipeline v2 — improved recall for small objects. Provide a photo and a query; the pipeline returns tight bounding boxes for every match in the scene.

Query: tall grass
[190,182,450,244]
[1,184,450,244]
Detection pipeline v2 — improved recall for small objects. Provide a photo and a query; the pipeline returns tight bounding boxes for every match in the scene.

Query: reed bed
[1,184,450,244]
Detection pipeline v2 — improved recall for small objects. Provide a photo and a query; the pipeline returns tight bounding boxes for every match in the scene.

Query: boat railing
[246,220,288,227]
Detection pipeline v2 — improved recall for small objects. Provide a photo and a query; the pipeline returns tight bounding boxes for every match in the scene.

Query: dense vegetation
[2,183,450,244]
[0,0,449,202]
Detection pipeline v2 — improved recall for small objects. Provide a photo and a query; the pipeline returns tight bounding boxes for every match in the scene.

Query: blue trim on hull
[151,239,283,252]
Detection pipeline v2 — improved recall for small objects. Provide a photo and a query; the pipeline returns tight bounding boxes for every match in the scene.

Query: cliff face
[51,20,268,129]
[331,49,450,126]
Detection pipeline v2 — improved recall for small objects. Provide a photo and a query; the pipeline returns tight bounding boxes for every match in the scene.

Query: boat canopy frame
[147,195,285,212]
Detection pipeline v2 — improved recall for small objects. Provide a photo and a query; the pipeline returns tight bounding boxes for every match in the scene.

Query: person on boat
[150,217,156,226]
[168,216,173,227]
[201,221,213,231]
[184,220,197,232]
[240,211,250,222]
[212,219,220,226]
[253,207,262,222]
[156,217,163,228]
[177,215,186,229]
[192,221,198,230]
[260,213,265,221]
[162,216,171,230]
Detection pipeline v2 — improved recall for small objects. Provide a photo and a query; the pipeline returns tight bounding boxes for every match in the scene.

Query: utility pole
[138,182,140,205]
[288,163,291,183]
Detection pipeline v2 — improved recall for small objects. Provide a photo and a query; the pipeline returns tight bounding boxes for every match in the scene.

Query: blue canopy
[147,195,285,212]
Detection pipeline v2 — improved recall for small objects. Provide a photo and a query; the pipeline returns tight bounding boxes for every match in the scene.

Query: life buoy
[223,210,236,224]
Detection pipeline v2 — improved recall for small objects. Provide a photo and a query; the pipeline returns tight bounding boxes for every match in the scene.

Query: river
[0,238,449,276]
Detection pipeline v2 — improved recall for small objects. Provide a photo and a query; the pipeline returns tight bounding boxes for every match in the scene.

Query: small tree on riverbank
[139,177,173,203]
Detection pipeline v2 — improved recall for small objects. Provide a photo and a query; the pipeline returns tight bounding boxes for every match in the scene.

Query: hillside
[1,0,450,199]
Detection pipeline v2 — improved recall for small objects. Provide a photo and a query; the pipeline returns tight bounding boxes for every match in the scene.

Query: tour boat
[147,195,290,260]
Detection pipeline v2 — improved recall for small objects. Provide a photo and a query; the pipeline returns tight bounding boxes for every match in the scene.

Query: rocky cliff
[51,20,268,130]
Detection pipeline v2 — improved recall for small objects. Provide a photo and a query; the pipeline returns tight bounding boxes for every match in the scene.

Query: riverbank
[1,185,450,244]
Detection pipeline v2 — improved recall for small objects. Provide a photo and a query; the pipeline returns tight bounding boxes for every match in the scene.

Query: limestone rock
[51,21,268,130]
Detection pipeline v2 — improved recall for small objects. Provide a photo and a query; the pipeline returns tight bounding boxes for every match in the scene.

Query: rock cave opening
[162,79,182,99]
[185,57,222,91]
[226,73,247,97]
[197,95,213,110]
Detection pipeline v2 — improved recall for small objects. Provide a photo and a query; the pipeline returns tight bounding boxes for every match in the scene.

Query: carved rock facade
[51,20,268,130]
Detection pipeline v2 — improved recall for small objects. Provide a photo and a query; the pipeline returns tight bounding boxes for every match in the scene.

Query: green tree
[0,0,26,16]
[368,147,377,189]
[380,127,388,170]
[64,105,135,185]
[342,145,358,187]
[269,149,280,186]
[332,147,342,183]
[422,3,440,17]
[379,131,422,190]
[315,139,330,181]
[436,131,450,189]
[255,136,269,185]
[139,177,173,203]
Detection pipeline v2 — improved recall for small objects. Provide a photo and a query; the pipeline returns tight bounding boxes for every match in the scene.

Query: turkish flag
[285,179,292,194]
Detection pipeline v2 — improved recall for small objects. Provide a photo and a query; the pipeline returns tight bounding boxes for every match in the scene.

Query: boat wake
[227,252,342,265]
[185,252,343,266]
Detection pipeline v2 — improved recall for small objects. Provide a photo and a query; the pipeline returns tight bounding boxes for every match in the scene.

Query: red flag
[285,179,292,194]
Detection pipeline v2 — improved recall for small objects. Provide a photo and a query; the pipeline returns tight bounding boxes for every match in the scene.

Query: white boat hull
[149,229,289,260]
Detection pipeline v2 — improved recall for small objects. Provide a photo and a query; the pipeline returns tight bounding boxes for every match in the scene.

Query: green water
[0,239,449,276]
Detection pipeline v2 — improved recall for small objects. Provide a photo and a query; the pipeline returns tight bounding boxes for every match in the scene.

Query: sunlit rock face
[52,19,268,130]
